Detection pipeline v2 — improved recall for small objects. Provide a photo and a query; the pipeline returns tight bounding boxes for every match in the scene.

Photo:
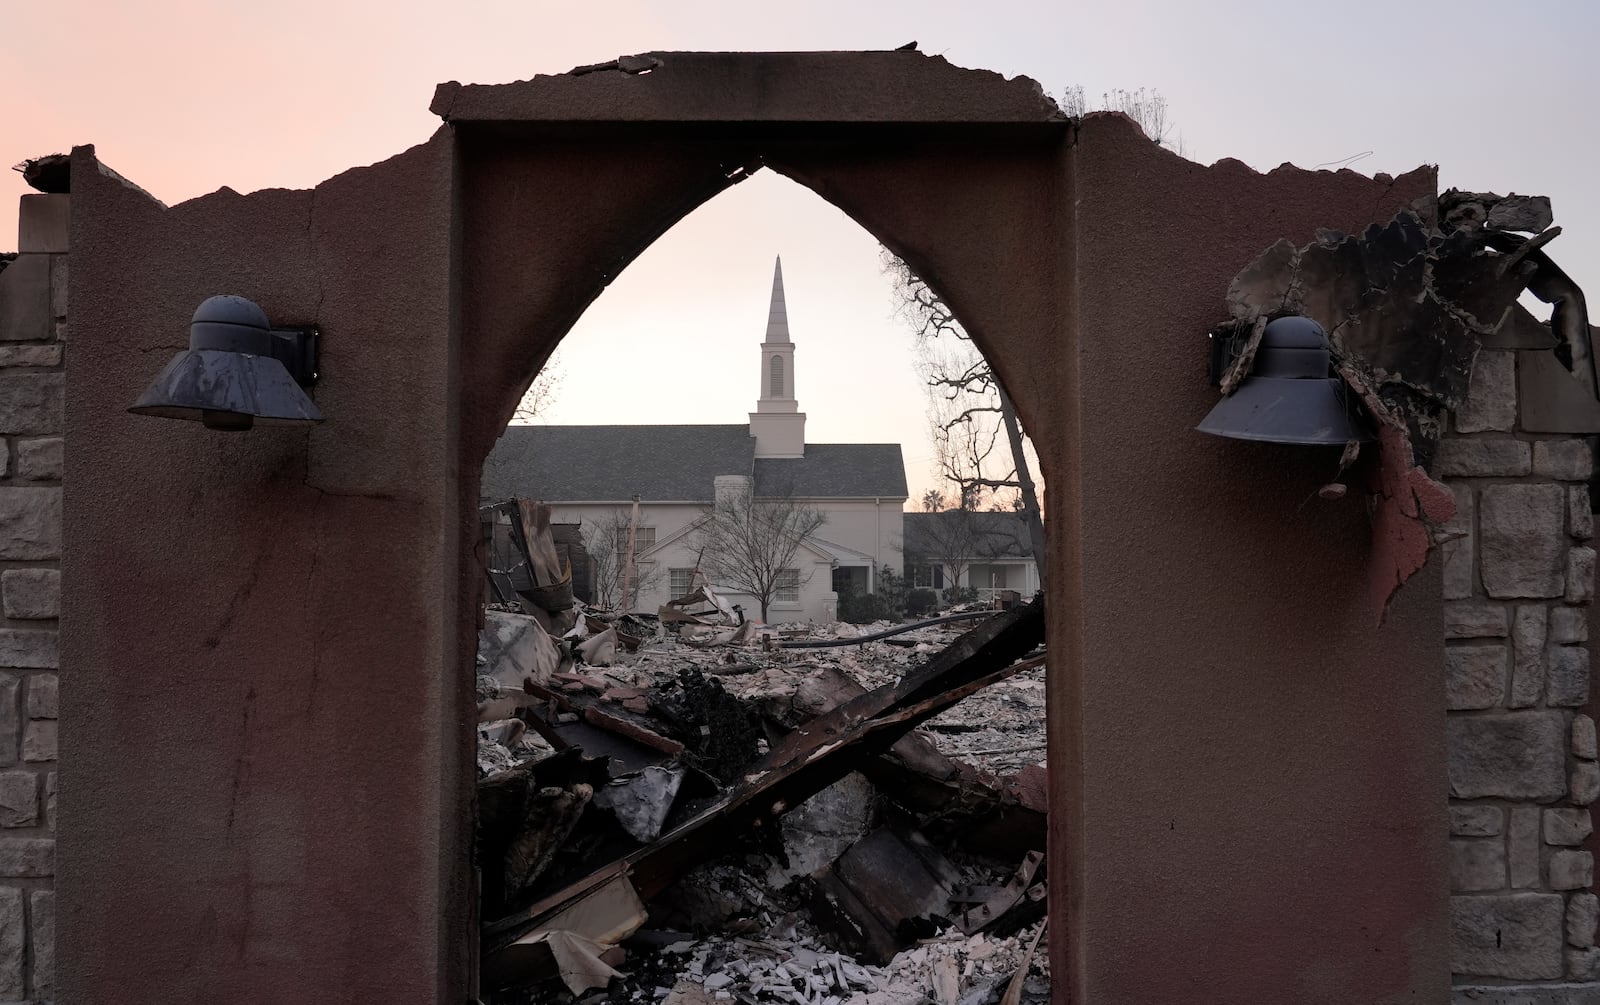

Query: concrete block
[1,570,58,621]
[1457,351,1517,433]
[0,346,60,369]
[29,889,51,997]
[1451,893,1565,979]
[1546,808,1594,847]
[1568,548,1596,604]
[1553,607,1589,645]
[0,678,17,770]
[0,488,60,561]
[1576,762,1600,806]
[1550,850,1594,890]
[1536,440,1595,481]
[1568,946,1600,980]
[0,839,52,877]
[1447,645,1508,709]
[1512,606,1549,708]
[1439,482,1475,602]
[0,887,22,999]
[25,676,55,720]
[0,256,50,343]
[1440,438,1533,478]
[1576,715,1598,760]
[1546,646,1590,707]
[1449,712,1567,800]
[1572,486,1595,541]
[0,632,55,670]
[1569,893,1599,949]
[16,196,67,254]
[22,722,55,763]
[1447,602,1510,639]
[1510,807,1540,888]
[0,373,62,436]
[1452,805,1504,837]
[1482,485,1567,598]
[1443,536,1476,601]
[14,437,61,481]
[0,774,37,829]
[1453,838,1508,891]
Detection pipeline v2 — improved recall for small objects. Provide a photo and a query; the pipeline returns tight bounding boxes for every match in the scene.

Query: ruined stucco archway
[61,51,1446,1003]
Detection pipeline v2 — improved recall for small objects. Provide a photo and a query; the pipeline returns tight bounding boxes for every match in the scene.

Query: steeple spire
[765,256,790,343]
[751,255,805,457]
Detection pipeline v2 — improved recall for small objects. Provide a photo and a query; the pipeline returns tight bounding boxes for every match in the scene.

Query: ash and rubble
[473,500,1049,1004]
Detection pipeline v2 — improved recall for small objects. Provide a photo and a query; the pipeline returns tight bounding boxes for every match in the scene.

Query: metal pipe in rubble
[775,609,998,649]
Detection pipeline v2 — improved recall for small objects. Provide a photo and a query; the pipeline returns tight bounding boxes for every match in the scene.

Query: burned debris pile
[474,501,1050,1004]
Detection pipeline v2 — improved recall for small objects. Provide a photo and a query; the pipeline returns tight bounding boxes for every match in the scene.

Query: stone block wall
[1442,335,1600,993]
[0,194,65,1002]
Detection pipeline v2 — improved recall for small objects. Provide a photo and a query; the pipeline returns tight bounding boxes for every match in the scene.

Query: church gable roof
[753,444,908,499]
[483,424,754,502]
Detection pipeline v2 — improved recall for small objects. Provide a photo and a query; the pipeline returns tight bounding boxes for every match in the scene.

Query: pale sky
[5,1,1598,501]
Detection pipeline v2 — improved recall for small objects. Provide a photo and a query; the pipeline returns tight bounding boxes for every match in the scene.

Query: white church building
[482,258,908,623]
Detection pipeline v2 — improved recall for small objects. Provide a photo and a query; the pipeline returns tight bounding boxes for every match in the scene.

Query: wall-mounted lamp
[128,295,323,431]
[1197,316,1374,445]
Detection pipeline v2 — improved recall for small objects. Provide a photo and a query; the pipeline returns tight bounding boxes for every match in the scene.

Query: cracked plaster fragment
[1441,189,1554,234]
[570,54,664,76]
[1483,232,1596,395]
[1213,203,1577,620]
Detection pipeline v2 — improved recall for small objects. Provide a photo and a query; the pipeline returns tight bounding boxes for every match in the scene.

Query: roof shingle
[482,426,909,503]
[754,444,908,499]
[482,425,754,502]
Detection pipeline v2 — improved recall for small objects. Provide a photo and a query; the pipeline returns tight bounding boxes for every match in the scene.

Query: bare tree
[885,85,1184,593]
[514,349,565,423]
[884,253,1048,586]
[583,509,660,610]
[922,506,985,602]
[694,486,826,622]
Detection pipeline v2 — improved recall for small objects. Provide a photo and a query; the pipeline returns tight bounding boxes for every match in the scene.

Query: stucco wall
[1059,118,1449,1001]
[48,52,1476,1003]
[61,138,472,1001]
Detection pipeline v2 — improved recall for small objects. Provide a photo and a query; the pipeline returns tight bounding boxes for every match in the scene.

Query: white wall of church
[547,496,905,624]
[801,498,905,574]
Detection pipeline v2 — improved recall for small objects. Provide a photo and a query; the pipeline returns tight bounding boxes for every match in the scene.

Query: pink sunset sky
[4,1,1597,502]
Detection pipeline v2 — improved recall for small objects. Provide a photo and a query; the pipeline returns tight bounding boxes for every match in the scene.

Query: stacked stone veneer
[0,194,65,1002]
[1441,340,1600,991]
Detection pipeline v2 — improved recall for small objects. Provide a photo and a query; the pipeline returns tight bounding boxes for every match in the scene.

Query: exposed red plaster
[1368,423,1457,623]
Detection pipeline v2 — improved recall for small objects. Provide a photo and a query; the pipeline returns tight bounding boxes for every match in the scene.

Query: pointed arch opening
[464,160,1055,1000]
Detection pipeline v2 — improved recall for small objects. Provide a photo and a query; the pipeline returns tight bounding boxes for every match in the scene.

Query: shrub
[905,589,938,617]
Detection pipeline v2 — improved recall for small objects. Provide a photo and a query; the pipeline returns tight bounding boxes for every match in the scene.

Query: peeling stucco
[1216,201,1587,617]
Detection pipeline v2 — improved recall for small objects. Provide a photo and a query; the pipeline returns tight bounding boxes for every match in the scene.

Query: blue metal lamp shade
[129,295,323,431]
[1197,316,1374,445]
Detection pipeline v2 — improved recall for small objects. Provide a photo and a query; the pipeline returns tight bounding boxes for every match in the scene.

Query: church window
[771,354,785,397]
[775,568,800,603]
[615,526,655,562]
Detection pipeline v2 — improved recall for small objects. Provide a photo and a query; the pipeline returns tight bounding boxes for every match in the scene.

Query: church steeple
[750,256,806,457]
[765,257,790,343]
